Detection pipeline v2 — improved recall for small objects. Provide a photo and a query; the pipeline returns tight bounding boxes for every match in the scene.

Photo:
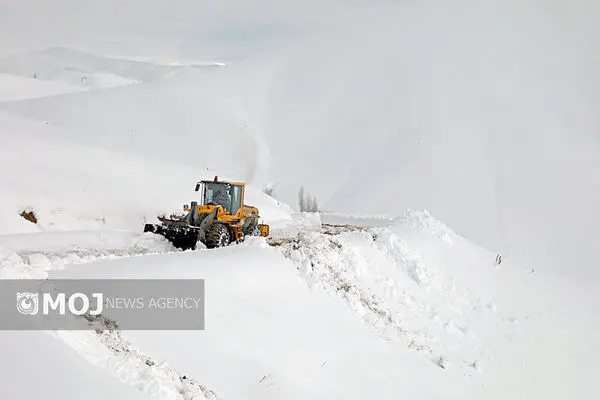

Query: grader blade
[143,223,200,251]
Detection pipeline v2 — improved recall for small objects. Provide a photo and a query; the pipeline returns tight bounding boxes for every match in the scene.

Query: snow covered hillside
[47,237,468,400]
[261,0,600,282]
[2,330,149,400]
[0,110,290,235]
[0,0,598,399]
[1,211,596,399]
[2,0,598,282]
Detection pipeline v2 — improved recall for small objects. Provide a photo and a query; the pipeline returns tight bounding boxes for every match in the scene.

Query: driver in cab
[212,189,230,209]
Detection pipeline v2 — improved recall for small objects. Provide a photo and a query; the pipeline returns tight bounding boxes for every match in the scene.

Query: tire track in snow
[1,232,183,276]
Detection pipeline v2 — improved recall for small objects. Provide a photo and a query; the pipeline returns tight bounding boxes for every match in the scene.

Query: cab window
[204,183,232,211]
[230,185,242,214]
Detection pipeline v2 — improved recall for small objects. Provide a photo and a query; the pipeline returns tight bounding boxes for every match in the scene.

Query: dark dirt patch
[20,209,38,224]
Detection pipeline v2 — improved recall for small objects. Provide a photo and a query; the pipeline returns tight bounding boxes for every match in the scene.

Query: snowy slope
[0,46,225,88]
[0,110,290,235]
[2,1,597,282]
[0,72,86,101]
[48,239,470,400]
[0,65,271,183]
[260,0,600,282]
[2,211,596,399]
[281,210,600,399]
[1,331,149,400]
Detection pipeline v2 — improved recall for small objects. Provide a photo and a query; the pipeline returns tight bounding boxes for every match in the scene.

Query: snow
[48,239,469,400]
[1,210,595,399]
[0,72,86,101]
[2,0,596,283]
[280,213,599,399]
[0,110,286,235]
[320,212,394,228]
[1,330,148,400]
[55,328,218,400]
[259,0,600,283]
[0,0,598,399]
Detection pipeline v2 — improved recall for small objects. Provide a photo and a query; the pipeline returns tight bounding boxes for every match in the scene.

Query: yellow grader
[144,177,269,250]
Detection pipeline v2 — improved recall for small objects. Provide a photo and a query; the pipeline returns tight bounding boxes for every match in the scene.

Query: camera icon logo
[16,292,39,315]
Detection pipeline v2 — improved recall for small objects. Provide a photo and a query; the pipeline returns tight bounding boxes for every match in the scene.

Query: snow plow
[144,177,269,250]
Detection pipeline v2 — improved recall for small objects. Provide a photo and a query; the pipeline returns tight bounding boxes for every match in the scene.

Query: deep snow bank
[1,204,596,399]
[0,331,149,400]
[0,233,218,399]
[48,238,468,400]
[278,209,600,400]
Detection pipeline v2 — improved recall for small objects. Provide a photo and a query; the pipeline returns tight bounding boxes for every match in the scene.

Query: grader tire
[245,222,261,237]
[205,223,231,249]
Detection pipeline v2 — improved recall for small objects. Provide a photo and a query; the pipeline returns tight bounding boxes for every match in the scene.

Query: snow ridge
[371,228,436,285]
[282,231,430,350]
[392,209,457,244]
[57,325,219,400]
[278,220,521,377]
